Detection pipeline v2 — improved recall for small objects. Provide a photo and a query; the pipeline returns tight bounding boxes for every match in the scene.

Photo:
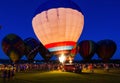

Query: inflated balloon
[78,40,97,61]
[96,39,117,61]
[2,34,25,63]
[24,38,40,62]
[32,0,84,57]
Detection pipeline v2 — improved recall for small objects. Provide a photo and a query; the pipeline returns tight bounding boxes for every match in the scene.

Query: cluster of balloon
[39,42,52,61]
[2,34,25,64]
[78,40,97,62]
[96,39,117,62]
[32,0,84,61]
[24,38,40,62]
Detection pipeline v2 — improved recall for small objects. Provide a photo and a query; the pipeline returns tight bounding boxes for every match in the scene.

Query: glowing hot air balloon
[32,0,84,58]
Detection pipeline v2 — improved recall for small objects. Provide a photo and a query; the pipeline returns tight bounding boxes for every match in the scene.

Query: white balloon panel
[32,8,84,50]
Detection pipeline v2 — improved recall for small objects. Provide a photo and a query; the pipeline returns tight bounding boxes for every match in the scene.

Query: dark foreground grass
[0,69,120,83]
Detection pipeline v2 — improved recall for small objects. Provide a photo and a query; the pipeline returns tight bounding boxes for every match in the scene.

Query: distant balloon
[39,42,52,61]
[2,34,25,63]
[96,39,117,61]
[24,38,40,62]
[78,40,97,61]
[0,25,2,29]
[32,0,84,58]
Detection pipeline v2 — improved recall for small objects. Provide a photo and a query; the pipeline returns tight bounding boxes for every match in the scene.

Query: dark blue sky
[0,0,120,60]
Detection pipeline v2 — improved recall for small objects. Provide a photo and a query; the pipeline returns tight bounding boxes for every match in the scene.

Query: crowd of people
[0,62,120,82]
[0,64,15,82]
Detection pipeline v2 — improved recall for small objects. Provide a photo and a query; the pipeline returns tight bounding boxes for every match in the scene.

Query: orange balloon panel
[32,8,84,52]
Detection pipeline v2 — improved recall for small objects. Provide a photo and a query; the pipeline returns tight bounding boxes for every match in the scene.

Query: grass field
[0,69,120,83]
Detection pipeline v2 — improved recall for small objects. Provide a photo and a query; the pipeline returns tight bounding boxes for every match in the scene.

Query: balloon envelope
[24,38,40,62]
[32,0,84,57]
[39,42,52,61]
[2,34,25,63]
[96,39,117,61]
[78,40,97,61]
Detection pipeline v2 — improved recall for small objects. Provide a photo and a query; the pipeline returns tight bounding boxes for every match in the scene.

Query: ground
[0,69,120,83]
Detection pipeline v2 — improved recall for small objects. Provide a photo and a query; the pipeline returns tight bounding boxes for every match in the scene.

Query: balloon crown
[34,0,83,16]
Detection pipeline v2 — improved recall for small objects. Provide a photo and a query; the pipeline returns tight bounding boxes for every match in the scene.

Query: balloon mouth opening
[45,41,76,52]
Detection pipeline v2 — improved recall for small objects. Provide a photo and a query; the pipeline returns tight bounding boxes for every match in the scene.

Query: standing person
[78,64,82,73]
[12,68,15,79]
[7,68,11,80]
[104,64,109,72]
[10,65,15,80]
[6,65,11,81]
[2,65,7,83]
[89,64,94,73]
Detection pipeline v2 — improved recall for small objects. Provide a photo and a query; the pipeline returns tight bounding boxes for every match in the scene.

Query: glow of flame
[59,54,66,64]
[69,57,73,64]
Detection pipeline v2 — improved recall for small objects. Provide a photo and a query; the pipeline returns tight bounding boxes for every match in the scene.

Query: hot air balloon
[78,40,97,61]
[0,25,2,29]
[24,37,40,62]
[32,0,84,60]
[2,34,25,63]
[96,39,117,61]
[39,42,52,61]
